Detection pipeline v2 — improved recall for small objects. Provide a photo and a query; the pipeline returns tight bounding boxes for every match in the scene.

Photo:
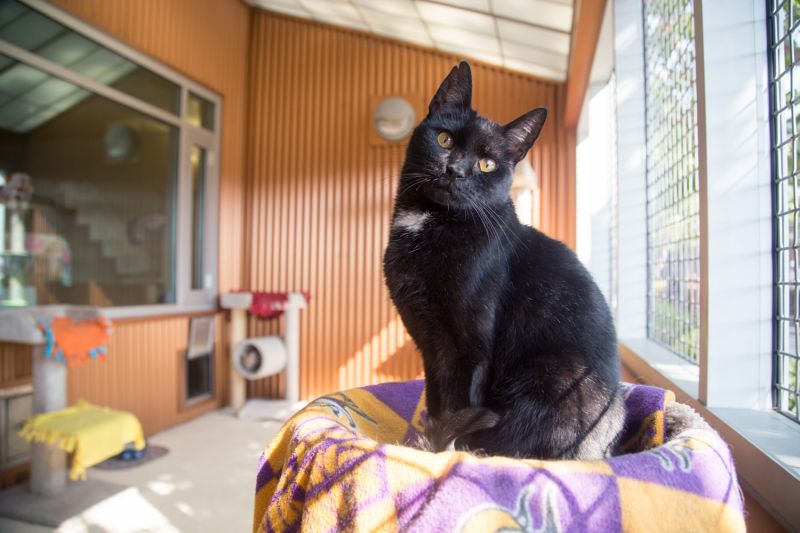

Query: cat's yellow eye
[437,131,454,149]
[479,158,496,173]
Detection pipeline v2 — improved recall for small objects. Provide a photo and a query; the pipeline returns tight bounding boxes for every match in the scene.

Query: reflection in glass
[187,92,215,131]
[190,146,206,290]
[0,54,178,307]
[0,0,180,114]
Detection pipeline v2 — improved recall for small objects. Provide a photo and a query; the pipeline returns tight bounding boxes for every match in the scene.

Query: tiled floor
[0,410,282,532]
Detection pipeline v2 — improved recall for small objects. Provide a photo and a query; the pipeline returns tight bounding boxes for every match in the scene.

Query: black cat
[383,62,624,459]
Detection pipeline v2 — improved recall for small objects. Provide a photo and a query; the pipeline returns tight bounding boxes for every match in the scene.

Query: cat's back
[510,225,603,301]
[502,225,617,354]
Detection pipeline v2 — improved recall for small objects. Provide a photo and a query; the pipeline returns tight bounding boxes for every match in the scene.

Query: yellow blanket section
[19,401,145,480]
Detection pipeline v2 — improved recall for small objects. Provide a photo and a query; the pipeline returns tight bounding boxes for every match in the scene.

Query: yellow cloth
[19,401,145,480]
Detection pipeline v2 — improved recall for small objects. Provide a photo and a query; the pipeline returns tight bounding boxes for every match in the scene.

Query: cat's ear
[429,61,472,115]
[504,108,547,163]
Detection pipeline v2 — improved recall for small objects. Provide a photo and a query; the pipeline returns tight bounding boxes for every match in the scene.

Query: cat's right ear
[428,61,472,115]
[503,108,547,163]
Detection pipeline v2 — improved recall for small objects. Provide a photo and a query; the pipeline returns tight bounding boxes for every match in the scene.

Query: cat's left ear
[429,61,472,115]
[504,108,548,163]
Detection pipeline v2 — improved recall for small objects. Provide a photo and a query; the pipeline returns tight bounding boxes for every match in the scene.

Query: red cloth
[246,292,310,319]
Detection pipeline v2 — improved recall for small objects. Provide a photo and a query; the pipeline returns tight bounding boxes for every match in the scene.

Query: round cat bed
[253,380,744,532]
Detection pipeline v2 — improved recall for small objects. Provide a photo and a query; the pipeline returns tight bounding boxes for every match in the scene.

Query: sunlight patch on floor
[58,487,179,533]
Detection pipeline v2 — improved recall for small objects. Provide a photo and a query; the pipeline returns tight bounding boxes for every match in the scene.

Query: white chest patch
[393,210,430,233]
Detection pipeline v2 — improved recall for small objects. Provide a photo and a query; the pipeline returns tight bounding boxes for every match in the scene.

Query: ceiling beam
[563,0,608,129]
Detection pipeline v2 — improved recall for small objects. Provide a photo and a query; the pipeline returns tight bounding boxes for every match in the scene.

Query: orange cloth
[38,317,112,367]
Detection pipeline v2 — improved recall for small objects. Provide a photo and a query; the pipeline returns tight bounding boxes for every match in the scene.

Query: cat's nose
[446,162,468,179]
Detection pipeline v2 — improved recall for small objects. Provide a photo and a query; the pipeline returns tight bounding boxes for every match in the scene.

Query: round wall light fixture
[372,97,416,142]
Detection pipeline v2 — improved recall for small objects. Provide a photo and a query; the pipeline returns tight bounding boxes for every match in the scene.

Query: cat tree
[0,306,105,496]
[220,291,307,420]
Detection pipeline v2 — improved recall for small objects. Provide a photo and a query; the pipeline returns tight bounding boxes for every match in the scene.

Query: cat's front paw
[425,407,500,453]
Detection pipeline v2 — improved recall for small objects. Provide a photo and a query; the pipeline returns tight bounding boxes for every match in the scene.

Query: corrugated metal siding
[244,12,576,400]
[67,314,228,435]
[0,343,32,389]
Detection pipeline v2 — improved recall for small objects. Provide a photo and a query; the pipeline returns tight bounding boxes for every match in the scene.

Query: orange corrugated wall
[244,12,576,401]
[66,314,228,435]
[0,3,575,416]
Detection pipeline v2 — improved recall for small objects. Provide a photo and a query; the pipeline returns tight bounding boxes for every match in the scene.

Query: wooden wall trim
[564,0,609,128]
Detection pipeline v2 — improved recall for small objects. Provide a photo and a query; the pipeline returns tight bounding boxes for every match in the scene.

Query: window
[642,0,701,363]
[612,0,798,527]
[0,0,219,312]
[768,0,800,422]
[188,92,215,131]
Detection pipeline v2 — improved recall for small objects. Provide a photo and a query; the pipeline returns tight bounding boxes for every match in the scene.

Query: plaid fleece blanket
[253,381,744,532]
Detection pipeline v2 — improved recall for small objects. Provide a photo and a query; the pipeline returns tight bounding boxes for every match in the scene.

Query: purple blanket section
[257,380,743,532]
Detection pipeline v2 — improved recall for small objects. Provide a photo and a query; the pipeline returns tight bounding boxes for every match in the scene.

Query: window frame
[766,0,800,424]
[612,0,800,529]
[641,0,703,365]
[0,0,222,317]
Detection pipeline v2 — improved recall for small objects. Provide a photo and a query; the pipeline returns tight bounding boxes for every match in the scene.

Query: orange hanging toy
[37,316,113,367]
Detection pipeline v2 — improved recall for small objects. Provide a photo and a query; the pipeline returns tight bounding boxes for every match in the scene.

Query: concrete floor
[0,410,282,532]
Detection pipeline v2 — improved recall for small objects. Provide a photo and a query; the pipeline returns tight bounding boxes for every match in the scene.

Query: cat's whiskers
[397,176,429,196]
[467,197,498,243]
[477,198,523,250]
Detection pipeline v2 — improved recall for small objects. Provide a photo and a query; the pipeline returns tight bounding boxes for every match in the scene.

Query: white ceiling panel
[374,26,433,47]
[416,1,494,33]
[20,78,77,107]
[0,64,48,95]
[497,18,569,56]
[435,41,502,65]
[0,11,63,52]
[255,1,310,19]
[430,25,499,54]
[492,0,573,33]
[433,0,491,12]
[502,41,567,71]
[353,0,419,18]
[504,57,565,80]
[249,0,576,81]
[359,8,427,33]
[257,0,305,6]
[313,14,370,31]
[299,0,361,21]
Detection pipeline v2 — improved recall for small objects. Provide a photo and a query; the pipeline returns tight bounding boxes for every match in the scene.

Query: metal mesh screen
[642,0,701,363]
[768,0,800,421]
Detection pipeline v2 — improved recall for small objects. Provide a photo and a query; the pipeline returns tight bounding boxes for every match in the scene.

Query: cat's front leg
[425,407,500,452]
